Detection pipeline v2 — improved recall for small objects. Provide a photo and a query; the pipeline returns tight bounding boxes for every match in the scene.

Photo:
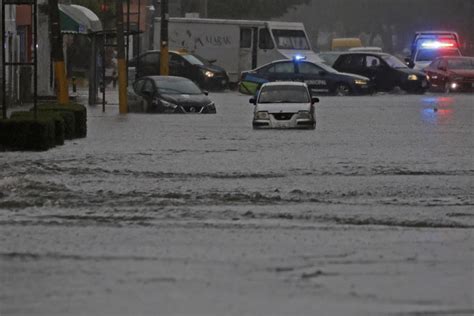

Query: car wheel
[334,83,351,96]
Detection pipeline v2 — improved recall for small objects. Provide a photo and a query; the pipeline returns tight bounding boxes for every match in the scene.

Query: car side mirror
[208,59,217,64]
[311,97,319,104]
[438,66,447,72]
[203,90,209,96]
[249,97,256,105]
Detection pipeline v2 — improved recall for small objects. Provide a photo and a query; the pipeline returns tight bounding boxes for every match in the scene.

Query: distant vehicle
[349,47,383,52]
[331,38,362,51]
[250,82,318,129]
[424,56,474,93]
[239,56,372,96]
[153,18,323,84]
[127,76,217,114]
[407,31,462,71]
[129,50,229,90]
[333,52,429,94]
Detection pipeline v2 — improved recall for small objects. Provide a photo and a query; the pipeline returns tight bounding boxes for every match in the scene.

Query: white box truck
[153,18,322,83]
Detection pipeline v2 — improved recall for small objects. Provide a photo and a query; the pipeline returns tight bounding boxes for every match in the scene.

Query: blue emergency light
[293,55,306,61]
[420,40,456,49]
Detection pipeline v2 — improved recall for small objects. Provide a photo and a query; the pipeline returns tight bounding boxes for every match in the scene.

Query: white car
[250,82,318,129]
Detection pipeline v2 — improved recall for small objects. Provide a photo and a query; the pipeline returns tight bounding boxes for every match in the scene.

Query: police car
[407,31,462,71]
[239,56,372,96]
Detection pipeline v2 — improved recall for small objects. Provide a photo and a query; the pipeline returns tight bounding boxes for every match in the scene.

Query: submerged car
[424,56,474,93]
[251,82,318,129]
[129,50,229,90]
[128,76,216,114]
[239,57,372,96]
[333,52,429,93]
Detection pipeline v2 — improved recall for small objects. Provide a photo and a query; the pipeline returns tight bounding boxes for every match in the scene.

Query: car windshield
[447,58,474,69]
[155,79,203,95]
[381,55,408,69]
[272,30,310,50]
[258,85,309,103]
[318,53,342,66]
[181,54,205,66]
[415,49,461,62]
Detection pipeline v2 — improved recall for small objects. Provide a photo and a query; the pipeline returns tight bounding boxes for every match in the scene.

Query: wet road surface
[1,91,473,315]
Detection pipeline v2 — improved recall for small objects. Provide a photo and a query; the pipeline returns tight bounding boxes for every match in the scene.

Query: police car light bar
[293,55,307,61]
[420,41,456,49]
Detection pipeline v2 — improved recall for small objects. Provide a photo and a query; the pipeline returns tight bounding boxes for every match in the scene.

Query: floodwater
[1,92,473,315]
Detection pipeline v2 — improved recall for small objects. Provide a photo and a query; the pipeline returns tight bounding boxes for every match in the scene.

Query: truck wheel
[334,83,351,96]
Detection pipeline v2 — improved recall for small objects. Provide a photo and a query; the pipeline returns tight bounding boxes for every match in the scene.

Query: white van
[153,18,322,83]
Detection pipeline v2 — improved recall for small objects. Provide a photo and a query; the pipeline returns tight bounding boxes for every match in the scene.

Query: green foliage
[10,111,65,146]
[182,0,311,19]
[0,117,56,151]
[35,103,87,138]
[70,0,100,15]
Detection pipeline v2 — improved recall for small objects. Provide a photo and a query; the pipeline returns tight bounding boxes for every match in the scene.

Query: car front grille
[272,113,294,121]
[182,106,203,113]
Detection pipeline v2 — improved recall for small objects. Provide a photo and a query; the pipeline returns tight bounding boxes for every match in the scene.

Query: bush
[10,111,65,146]
[0,116,56,151]
[34,103,87,138]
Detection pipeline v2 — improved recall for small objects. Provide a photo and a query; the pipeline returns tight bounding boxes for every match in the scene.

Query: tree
[181,0,311,19]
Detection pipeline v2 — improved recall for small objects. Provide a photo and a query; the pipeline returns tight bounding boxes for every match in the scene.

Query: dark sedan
[129,50,229,91]
[239,58,372,96]
[424,56,474,93]
[128,76,216,114]
[332,52,429,93]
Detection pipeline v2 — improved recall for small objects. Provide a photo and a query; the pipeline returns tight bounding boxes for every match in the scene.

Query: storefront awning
[59,4,102,35]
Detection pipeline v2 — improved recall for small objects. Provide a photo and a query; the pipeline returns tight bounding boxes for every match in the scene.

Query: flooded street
[1,91,473,315]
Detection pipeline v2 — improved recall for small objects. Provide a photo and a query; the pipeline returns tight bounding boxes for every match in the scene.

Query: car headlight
[255,111,270,120]
[297,111,312,119]
[408,74,418,81]
[160,99,178,109]
[354,79,368,85]
[203,70,215,78]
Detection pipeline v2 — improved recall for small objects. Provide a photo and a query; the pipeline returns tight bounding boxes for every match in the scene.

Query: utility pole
[50,0,69,104]
[116,0,128,113]
[159,0,168,76]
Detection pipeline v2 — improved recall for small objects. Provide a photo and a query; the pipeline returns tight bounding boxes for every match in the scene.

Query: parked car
[250,82,318,129]
[127,76,216,114]
[129,50,229,90]
[239,57,372,96]
[332,52,429,93]
[424,56,474,92]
